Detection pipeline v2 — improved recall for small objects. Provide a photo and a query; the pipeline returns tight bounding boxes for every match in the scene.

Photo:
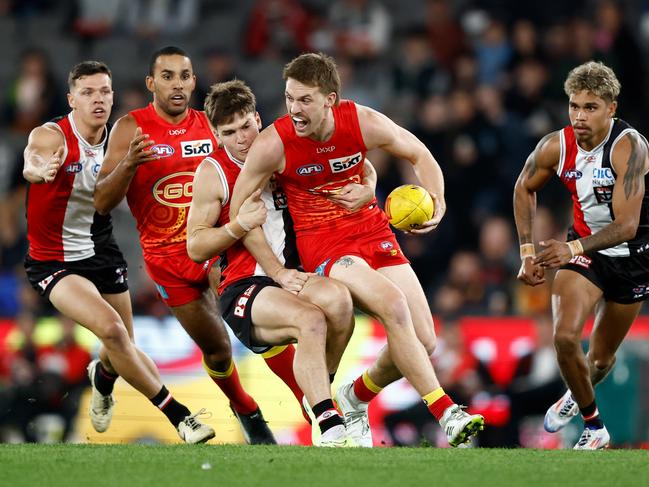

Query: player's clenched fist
[125,127,159,167]
[237,189,267,230]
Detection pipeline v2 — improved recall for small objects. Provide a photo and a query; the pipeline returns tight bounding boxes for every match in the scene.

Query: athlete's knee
[294,306,328,342]
[553,326,581,355]
[375,288,410,328]
[96,319,130,348]
[313,280,353,321]
[588,351,616,372]
[420,332,437,356]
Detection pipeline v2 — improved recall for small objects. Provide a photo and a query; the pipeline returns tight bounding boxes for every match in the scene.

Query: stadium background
[1,0,649,447]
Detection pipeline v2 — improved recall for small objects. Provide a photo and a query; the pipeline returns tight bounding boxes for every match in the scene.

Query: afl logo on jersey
[151,144,175,158]
[297,163,324,176]
[65,162,83,174]
[563,169,582,180]
[329,152,362,173]
[152,172,194,208]
[181,139,213,158]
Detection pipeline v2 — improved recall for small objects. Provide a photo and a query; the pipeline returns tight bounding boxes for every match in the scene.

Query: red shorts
[144,251,217,307]
[298,209,409,276]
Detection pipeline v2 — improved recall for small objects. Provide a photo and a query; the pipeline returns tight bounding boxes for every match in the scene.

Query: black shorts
[25,241,128,299]
[219,276,280,354]
[561,247,649,304]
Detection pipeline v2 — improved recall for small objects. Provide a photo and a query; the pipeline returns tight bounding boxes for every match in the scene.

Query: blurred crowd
[1,0,649,444]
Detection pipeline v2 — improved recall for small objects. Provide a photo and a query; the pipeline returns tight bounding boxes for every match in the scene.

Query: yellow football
[385,184,434,231]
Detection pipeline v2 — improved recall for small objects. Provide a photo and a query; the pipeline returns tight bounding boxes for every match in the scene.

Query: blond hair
[564,61,621,102]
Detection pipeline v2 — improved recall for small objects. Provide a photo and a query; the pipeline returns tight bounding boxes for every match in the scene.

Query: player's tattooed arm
[579,132,649,254]
[334,257,355,268]
[513,131,560,246]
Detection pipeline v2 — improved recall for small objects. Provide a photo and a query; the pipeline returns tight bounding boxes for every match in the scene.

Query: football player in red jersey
[23,61,214,443]
[229,52,484,447]
[186,80,373,446]
[94,47,279,444]
[514,61,649,449]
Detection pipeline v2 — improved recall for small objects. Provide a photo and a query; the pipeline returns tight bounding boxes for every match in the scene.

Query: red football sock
[263,345,309,422]
[203,358,258,415]
[352,371,382,403]
[423,388,454,422]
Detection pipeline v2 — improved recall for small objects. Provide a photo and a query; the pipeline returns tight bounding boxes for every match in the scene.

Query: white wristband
[236,215,252,232]
[520,243,535,259]
[567,239,584,257]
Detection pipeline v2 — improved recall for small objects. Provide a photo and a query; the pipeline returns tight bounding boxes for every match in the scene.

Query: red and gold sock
[352,371,383,403]
[203,357,258,415]
[262,345,305,406]
[423,387,454,421]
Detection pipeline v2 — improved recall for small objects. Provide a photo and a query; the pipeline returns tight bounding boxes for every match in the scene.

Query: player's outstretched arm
[356,105,445,232]
[229,125,284,219]
[94,115,158,215]
[23,125,65,184]
[512,131,559,283]
[327,158,377,212]
[187,160,266,262]
[535,132,649,268]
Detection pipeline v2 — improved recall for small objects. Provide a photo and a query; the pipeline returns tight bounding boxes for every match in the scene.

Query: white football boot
[87,359,115,433]
[440,405,485,447]
[573,426,610,450]
[334,382,372,447]
[177,409,216,444]
[544,390,579,433]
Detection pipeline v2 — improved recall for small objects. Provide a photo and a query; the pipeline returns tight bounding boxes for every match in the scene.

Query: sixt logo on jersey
[152,171,194,207]
[65,162,82,174]
[563,169,582,180]
[328,152,362,173]
[296,163,324,176]
[151,144,175,158]
[180,139,213,158]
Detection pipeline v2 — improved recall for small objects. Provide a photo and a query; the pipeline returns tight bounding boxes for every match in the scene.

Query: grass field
[1,444,648,487]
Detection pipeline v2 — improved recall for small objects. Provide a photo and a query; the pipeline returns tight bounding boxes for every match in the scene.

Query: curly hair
[564,61,621,102]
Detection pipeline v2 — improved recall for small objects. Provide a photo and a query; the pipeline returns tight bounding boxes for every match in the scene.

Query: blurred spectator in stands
[594,0,648,132]
[124,0,199,40]
[0,313,91,442]
[424,0,468,71]
[391,27,450,109]
[195,48,239,105]
[433,250,486,318]
[474,17,512,87]
[452,53,479,93]
[478,216,518,315]
[507,20,544,75]
[328,0,390,62]
[505,59,552,139]
[2,48,63,135]
[244,0,313,59]
[70,0,124,42]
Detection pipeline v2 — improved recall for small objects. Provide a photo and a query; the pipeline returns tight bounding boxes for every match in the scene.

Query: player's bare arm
[186,160,266,262]
[94,115,158,215]
[229,125,285,219]
[513,131,560,285]
[356,104,445,232]
[535,132,649,268]
[23,125,65,184]
[326,158,377,212]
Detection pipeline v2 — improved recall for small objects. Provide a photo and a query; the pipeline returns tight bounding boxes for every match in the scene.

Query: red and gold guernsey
[127,104,216,256]
[273,100,380,234]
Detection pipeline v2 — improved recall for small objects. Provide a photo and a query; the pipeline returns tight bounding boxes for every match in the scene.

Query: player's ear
[145,75,155,93]
[325,92,337,108]
[255,112,262,129]
[67,92,74,109]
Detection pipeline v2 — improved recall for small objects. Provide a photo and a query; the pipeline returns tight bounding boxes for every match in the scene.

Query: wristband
[567,239,583,257]
[520,243,535,259]
[224,223,242,240]
[236,215,252,232]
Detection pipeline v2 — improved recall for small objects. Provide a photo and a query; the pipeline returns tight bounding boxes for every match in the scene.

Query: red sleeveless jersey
[207,148,298,294]
[26,113,113,262]
[273,100,379,233]
[127,104,216,256]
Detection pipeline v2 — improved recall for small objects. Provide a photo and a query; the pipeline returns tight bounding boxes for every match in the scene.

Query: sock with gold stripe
[423,387,454,422]
[203,358,258,415]
[352,371,382,403]
[262,345,304,406]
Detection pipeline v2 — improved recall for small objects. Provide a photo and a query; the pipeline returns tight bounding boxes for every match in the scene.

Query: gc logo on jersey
[181,139,213,158]
[152,171,194,207]
[328,152,362,173]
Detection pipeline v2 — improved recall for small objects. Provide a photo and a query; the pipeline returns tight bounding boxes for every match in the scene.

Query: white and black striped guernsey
[26,113,112,262]
[557,118,649,257]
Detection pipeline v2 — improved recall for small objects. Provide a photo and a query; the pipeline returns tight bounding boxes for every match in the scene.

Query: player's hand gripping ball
[385,185,435,231]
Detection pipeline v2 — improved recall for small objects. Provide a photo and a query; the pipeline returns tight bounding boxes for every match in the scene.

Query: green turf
[1,444,647,487]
